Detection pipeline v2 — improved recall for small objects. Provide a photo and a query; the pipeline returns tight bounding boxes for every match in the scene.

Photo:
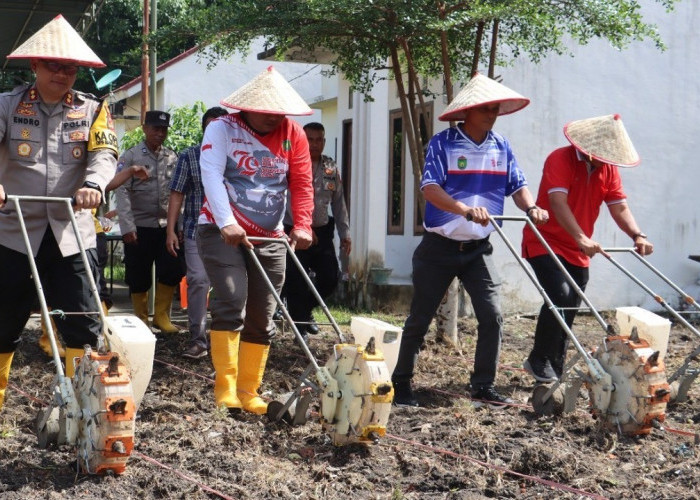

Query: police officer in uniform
[283,122,351,337]
[115,111,183,333]
[0,15,118,411]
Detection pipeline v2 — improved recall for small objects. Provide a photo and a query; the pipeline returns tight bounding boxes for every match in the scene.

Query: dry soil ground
[0,301,698,499]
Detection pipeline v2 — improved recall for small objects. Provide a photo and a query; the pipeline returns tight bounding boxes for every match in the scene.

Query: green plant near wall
[119,101,208,154]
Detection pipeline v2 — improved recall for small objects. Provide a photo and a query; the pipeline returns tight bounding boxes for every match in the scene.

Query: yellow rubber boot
[237,341,270,415]
[210,330,242,410]
[64,348,84,378]
[38,315,65,357]
[152,283,179,333]
[131,292,149,325]
[0,352,14,411]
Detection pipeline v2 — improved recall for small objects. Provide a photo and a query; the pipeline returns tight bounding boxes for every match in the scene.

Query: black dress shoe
[306,321,320,335]
[392,379,419,407]
[523,357,558,383]
[295,324,309,344]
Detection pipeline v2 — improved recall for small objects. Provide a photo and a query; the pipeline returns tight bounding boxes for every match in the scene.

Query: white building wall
[384,78,447,281]
[112,37,337,141]
[359,1,700,312]
[348,71,391,271]
[490,0,700,312]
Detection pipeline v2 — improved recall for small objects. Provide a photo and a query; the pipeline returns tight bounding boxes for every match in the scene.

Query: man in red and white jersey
[198,66,314,416]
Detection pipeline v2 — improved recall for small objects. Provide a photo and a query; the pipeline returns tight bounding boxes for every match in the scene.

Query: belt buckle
[458,241,467,252]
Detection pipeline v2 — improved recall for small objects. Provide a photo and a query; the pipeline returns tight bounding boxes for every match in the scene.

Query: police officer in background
[115,111,183,333]
[283,122,351,338]
[0,15,118,411]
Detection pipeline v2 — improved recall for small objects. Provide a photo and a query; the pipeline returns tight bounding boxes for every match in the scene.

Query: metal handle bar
[600,249,700,340]
[494,215,612,333]
[244,237,346,371]
[604,247,700,312]
[8,195,107,378]
[487,215,607,380]
[600,248,700,383]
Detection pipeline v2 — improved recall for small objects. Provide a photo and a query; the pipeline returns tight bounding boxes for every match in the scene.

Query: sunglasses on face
[40,60,79,76]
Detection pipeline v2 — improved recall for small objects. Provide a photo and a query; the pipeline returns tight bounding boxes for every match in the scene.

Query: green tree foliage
[160,0,676,214]
[120,101,207,154]
[170,0,675,95]
[76,0,207,94]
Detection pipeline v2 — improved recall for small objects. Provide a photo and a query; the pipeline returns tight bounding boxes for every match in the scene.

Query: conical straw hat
[439,73,529,122]
[7,14,104,68]
[221,66,313,116]
[564,114,640,167]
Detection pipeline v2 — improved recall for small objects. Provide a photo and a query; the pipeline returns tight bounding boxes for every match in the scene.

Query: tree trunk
[488,19,499,78]
[389,43,424,216]
[457,283,473,318]
[435,279,460,348]
[470,21,485,76]
[437,2,456,127]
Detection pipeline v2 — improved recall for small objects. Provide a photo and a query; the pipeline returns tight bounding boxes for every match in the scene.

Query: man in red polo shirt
[521,114,653,382]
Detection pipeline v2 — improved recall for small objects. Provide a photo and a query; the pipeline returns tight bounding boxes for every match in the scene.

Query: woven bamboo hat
[439,73,529,122]
[220,66,313,116]
[564,114,640,167]
[7,14,104,68]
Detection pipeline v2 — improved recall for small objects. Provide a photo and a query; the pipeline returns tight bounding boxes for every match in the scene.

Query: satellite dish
[95,69,122,90]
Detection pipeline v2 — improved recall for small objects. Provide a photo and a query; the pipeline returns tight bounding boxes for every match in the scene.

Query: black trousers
[0,229,101,352]
[527,254,589,375]
[123,226,184,293]
[283,219,340,323]
[393,232,503,390]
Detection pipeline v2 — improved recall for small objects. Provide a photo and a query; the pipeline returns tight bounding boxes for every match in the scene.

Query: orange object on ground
[180,276,188,310]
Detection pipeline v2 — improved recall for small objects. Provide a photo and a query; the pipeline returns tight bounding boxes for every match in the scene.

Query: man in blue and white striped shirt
[392,74,549,409]
[166,106,229,359]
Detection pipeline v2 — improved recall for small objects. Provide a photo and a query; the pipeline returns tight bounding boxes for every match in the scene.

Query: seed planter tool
[487,215,670,434]
[602,247,700,402]
[10,195,141,475]
[245,237,394,445]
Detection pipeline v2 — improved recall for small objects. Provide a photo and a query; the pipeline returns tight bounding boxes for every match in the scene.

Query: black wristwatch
[82,180,101,191]
[632,232,647,241]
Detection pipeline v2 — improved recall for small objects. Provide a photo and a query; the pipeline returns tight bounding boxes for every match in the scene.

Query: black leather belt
[425,231,489,252]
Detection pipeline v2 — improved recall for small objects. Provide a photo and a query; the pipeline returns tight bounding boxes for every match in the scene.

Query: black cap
[144,110,170,127]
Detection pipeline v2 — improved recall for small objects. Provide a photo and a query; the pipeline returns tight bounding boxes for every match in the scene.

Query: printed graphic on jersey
[447,149,506,175]
[199,114,300,238]
[224,147,288,226]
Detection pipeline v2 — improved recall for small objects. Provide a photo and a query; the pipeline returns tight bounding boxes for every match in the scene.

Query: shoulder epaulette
[1,84,30,97]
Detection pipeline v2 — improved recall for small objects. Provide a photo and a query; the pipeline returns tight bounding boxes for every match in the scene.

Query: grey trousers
[184,237,210,348]
[393,232,504,390]
[197,224,285,345]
